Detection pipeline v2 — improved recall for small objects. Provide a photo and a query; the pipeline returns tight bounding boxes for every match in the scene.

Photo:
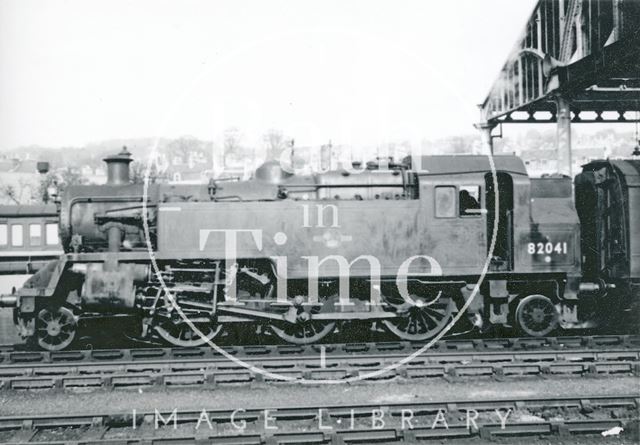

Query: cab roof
[407,155,528,176]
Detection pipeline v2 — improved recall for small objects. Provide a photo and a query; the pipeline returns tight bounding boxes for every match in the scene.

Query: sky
[0,0,538,150]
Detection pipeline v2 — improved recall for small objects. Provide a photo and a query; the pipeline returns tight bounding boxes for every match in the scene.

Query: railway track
[0,335,638,391]
[3,334,638,364]
[0,394,637,444]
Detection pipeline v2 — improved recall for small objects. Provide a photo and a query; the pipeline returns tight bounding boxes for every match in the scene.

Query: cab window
[459,186,481,216]
[0,224,7,246]
[435,186,456,218]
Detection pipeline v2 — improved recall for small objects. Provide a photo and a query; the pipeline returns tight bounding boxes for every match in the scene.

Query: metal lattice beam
[494,88,640,123]
[481,0,640,124]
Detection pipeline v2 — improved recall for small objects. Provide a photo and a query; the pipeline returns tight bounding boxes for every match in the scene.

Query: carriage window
[460,186,481,216]
[0,224,6,246]
[45,223,59,246]
[11,225,23,246]
[435,186,456,218]
[29,224,42,246]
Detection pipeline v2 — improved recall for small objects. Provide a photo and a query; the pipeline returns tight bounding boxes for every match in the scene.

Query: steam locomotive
[1,147,638,350]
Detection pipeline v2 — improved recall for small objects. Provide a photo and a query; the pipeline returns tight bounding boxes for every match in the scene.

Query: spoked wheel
[270,320,336,345]
[36,307,77,351]
[382,291,455,341]
[155,319,222,347]
[516,294,559,337]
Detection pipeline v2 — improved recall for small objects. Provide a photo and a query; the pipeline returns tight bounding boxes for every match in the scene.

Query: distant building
[572,147,607,174]
[520,149,560,178]
[80,165,107,184]
[516,146,607,178]
[0,158,42,204]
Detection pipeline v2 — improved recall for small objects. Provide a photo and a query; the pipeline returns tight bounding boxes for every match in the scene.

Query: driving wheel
[36,307,77,351]
[270,320,336,345]
[155,319,222,347]
[515,294,559,337]
[382,291,455,341]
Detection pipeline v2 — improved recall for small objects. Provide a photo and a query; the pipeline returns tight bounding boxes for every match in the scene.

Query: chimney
[104,146,133,184]
[36,161,50,174]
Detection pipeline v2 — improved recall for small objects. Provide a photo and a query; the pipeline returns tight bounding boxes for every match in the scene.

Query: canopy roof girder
[481,0,640,124]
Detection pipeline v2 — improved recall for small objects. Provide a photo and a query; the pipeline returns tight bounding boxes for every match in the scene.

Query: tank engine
[2,147,638,350]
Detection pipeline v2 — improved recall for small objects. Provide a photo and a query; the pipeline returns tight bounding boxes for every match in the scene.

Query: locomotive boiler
[2,147,638,350]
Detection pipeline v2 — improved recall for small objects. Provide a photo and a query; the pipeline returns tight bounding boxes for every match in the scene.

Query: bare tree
[35,173,56,204]
[59,167,86,188]
[0,184,20,204]
[130,161,168,184]
[166,136,204,165]
[34,168,87,204]
[263,129,285,161]
[223,127,243,163]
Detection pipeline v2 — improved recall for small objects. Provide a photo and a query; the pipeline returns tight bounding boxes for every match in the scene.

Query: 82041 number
[527,242,568,255]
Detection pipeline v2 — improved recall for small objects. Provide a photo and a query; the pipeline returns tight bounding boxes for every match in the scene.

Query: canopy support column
[475,121,497,154]
[555,95,572,177]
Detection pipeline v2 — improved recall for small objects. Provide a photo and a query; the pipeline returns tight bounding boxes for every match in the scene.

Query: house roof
[0,160,17,173]
[0,159,38,174]
[0,205,57,217]
[11,160,38,173]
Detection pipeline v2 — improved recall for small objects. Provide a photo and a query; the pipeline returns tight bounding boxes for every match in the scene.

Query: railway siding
[0,395,636,444]
[0,344,637,391]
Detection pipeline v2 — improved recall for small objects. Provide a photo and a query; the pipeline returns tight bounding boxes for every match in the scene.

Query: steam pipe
[107,225,122,252]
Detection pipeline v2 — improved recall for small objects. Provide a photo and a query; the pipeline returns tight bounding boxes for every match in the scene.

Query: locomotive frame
[1,148,638,350]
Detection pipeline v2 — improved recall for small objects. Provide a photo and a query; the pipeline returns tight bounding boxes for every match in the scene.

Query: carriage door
[485,172,514,271]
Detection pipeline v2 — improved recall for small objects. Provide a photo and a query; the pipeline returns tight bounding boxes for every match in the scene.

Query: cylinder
[0,295,17,308]
[579,282,601,292]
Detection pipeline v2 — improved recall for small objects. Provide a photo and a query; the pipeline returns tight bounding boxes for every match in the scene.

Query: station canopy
[481,0,640,125]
